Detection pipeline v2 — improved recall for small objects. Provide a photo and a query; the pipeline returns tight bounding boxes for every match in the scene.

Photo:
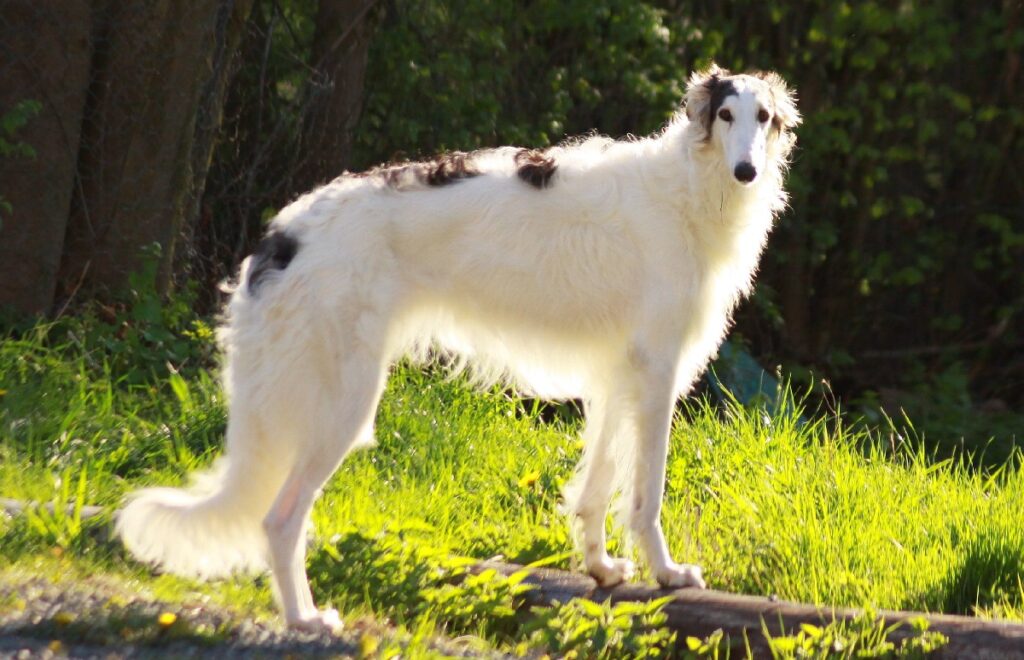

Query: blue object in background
[706,341,783,411]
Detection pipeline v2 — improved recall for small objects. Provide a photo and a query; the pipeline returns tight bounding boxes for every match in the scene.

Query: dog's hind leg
[568,393,635,587]
[624,350,706,590]
[262,349,387,632]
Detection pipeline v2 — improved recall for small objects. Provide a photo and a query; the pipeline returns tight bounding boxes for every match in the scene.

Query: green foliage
[683,628,730,658]
[0,99,40,159]
[526,596,678,659]
[308,527,469,619]
[0,258,224,493]
[424,567,534,640]
[762,609,947,659]
[19,468,97,553]
[309,528,539,643]
[11,243,217,385]
[354,0,684,163]
[858,363,1023,465]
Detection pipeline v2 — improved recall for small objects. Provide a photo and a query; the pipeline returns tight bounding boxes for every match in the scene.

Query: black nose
[734,162,757,183]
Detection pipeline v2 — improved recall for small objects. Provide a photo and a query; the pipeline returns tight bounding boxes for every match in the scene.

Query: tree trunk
[294,0,379,192]
[57,0,236,301]
[177,0,255,281]
[0,1,93,316]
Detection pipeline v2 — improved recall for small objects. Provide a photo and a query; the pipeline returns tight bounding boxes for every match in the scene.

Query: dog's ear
[755,70,801,133]
[685,63,730,139]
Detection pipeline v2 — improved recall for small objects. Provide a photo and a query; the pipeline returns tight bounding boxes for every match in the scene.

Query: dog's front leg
[626,349,706,590]
[573,394,635,587]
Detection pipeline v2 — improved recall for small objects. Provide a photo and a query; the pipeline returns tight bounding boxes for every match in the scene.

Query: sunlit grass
[1,314,1022,655]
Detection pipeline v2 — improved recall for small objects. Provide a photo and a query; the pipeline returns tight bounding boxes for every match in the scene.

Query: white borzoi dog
[117,64,799,631]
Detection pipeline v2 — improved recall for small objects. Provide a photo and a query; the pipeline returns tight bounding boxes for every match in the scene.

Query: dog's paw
[589,557,635,588]
[655,562,706,589]
[288,608,343,634]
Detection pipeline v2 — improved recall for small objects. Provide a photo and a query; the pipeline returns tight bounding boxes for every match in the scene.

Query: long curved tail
[116,437,286,579]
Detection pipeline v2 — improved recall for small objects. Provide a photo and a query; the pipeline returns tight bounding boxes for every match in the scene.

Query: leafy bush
[762,609,948,659]
[354,0,684,161]
[526,596,678,659]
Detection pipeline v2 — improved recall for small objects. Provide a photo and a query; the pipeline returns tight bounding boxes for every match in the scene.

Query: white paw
[589,557,635,588]
[288,608,343,634]
[655,562,706,589]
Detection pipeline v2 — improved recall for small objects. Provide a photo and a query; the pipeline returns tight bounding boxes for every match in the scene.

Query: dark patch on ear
[248,231,299,295]
[425,152,480,186]
[515,149,557,189]
[704,77,737,141]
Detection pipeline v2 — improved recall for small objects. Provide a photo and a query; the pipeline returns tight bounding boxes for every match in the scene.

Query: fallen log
[472,560,1024,659]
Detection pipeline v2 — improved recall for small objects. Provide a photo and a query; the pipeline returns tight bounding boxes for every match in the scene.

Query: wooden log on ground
[473,560,1024,659]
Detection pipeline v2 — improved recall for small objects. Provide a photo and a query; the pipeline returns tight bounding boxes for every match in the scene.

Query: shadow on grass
[931,528,1024,616]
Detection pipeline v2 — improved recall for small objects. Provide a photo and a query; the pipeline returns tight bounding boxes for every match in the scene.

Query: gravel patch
[0,576,494,658]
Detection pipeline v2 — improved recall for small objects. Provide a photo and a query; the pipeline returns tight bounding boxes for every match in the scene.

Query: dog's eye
[757,109,771,123]
[717,108,733,122]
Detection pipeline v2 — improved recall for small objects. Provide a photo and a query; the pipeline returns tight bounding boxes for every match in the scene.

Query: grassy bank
[1,310,1019,656]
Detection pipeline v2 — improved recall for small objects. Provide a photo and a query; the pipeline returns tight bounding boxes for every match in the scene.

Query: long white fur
[117,64,800,631]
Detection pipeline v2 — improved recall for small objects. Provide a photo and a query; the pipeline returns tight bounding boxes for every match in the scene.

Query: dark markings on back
[514,149,557,189]
[424,152,479,186]
[344,151,481,190]
[248,231,299,295]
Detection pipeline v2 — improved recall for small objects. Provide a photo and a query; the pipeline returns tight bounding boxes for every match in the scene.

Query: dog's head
[685,64,801,186]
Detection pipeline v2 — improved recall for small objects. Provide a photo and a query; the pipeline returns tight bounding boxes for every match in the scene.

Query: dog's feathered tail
[116,426,286,579]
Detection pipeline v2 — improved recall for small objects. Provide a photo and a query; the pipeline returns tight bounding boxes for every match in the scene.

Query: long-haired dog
[118,64,800,631]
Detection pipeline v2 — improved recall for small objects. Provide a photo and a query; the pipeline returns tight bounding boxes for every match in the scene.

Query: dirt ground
[0,576,492,659]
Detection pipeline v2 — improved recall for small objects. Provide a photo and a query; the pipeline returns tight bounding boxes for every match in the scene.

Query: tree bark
[294,0,379,192]
[57,0,235,300]
[177,0,255,280]
[0,1,93,316]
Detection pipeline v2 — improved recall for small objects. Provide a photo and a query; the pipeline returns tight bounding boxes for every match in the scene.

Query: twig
[0,497,107,520]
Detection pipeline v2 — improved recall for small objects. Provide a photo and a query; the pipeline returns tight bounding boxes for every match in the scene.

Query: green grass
[1,308,1021,656]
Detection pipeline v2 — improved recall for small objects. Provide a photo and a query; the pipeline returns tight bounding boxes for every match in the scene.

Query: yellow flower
[359,632,379,657]
[518,470,541,488]
[157,611,178,628]
[53,612,74,625]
